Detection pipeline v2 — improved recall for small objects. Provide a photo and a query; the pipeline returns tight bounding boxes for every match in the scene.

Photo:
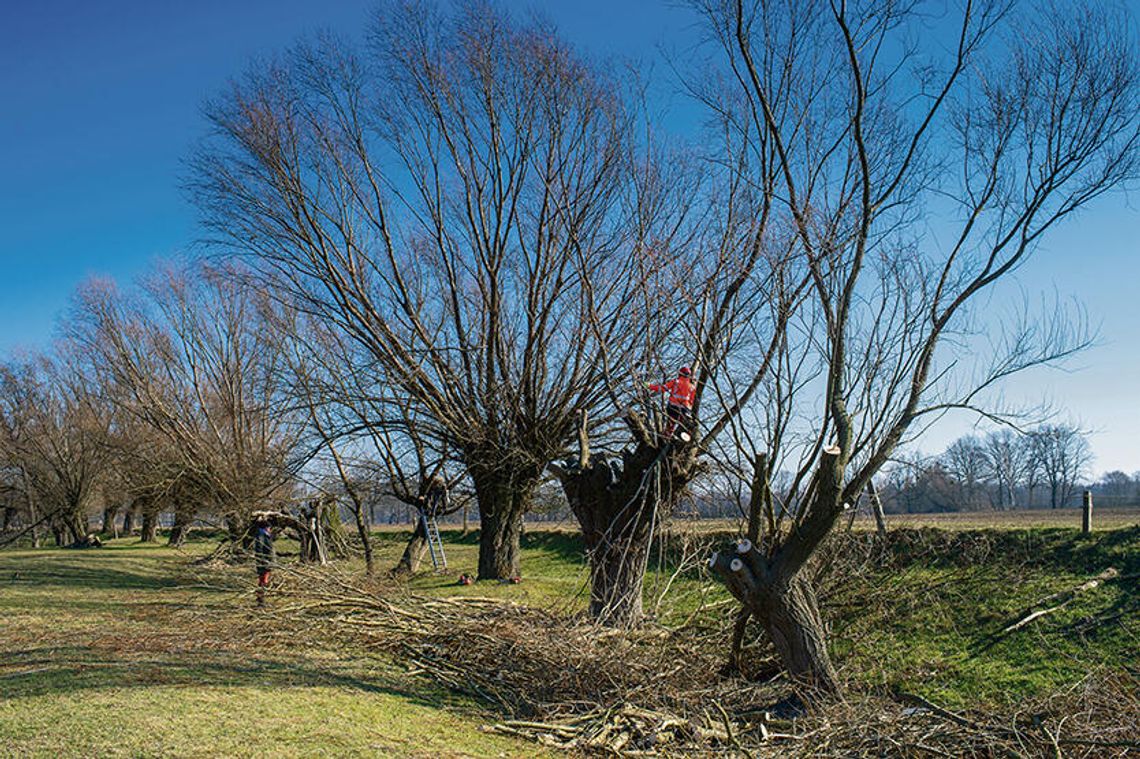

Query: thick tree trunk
[551,420,700,627]
[711,544,840,695]
[757,575,837,691]
[64,511,87,545]
[476,502,524,580]
[168,506,193,547]
[710,447,845,697]
[101,506,119,538]
[470,466,538,580]
[390,518,428,576]
[586,526,649,624]
[140,511,158,543]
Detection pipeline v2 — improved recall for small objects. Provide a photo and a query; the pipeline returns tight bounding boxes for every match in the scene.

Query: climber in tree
[422,475,449,518]
[647,366,696,442]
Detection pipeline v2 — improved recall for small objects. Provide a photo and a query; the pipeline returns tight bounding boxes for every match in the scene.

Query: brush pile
[256,562,1138,757]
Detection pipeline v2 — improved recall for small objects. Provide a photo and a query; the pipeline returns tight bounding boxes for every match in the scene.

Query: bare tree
[190,2,649,579]
[0,354,111,546]
[282,313,468,576]
[700,0,1139,695]
[73,261,308,543]
[1031,423,1093,508]
[983,429,1021,509]
[942,435,990,510]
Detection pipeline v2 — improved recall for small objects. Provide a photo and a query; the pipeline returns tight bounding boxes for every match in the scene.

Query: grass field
[1,517,1137,756]
[0,540,553,758]
[686,506,1140,533]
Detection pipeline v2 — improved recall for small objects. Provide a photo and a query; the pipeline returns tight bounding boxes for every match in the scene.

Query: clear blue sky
[1,1,1137,475]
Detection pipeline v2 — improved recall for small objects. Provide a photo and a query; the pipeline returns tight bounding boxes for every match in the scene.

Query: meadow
[1,511,1137,757]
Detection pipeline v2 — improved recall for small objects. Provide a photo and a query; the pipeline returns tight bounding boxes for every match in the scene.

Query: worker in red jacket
[648,366,696,442]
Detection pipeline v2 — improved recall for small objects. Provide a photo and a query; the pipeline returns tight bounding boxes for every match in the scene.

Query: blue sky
[1,1,1137,475]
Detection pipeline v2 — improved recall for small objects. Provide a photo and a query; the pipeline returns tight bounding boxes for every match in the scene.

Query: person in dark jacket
[252,514,275,606]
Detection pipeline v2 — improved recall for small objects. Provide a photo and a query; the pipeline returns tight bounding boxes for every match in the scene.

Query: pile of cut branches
[252,564,1139,757]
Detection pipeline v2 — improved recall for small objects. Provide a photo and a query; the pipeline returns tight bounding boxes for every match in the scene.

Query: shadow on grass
[0,643,450,709]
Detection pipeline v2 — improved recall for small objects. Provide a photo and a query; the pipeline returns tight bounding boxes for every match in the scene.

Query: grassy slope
[0,541,550,759]
[1,522,1136,755]
[814,526,1138,711]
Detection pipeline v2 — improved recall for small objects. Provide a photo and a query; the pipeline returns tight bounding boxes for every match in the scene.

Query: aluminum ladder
[421,513,447,571]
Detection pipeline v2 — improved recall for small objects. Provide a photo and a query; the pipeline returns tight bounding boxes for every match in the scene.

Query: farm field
[685,506,1140,534]
[2,522,1137,756]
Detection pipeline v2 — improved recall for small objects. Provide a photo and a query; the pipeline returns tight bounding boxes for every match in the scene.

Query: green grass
[0,540,551,758]
[824,526,1140,708]
[2,523,1136,755]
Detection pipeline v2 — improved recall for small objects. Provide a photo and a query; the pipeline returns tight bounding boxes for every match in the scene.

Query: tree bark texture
[390,517,428,577]
[470,465,538,580]
[710,542,840,695]
[553,431,702,627]
[709,447,845,696]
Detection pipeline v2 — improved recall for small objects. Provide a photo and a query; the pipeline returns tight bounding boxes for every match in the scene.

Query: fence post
[1081,491,1093,534]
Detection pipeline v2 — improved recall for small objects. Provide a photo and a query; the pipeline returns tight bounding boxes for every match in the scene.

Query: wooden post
[746,453,769,542]
[1081,491,1093,534]
[867,479,888,539]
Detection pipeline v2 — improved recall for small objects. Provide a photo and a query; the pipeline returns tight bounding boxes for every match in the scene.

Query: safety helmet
[679,366,692,377]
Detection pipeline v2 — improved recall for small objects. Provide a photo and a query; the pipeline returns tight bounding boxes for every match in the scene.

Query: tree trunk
[586,524,648,624]
[30,502,42,548]
[756,574,838,692]
[168,506,193,547]
[390,517,428,576]
[866,479,887,538]
[140,511,158,543]
[710,544,840,695]
[551,420,700,627]
[101,505,119,538]
[64,510,87,545]
[470,465,538,580]
[352,499,374,575]
[121,505,136,535]
[710,447,845,697]
[476,500,524,580]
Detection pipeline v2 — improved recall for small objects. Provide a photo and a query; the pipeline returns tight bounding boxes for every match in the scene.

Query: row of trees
[3,0,1138,695]
[885,425,1096,512]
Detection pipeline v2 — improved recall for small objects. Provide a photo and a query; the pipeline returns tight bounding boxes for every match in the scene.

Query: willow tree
[545,9,820,625]
[0,355,111,546]
[282,312,469,576]
[698,0,1139,694]
[74,262,307,542]
[190,2,647,578]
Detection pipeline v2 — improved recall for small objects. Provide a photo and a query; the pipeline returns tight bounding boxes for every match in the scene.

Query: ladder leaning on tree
[421,511,447,571]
